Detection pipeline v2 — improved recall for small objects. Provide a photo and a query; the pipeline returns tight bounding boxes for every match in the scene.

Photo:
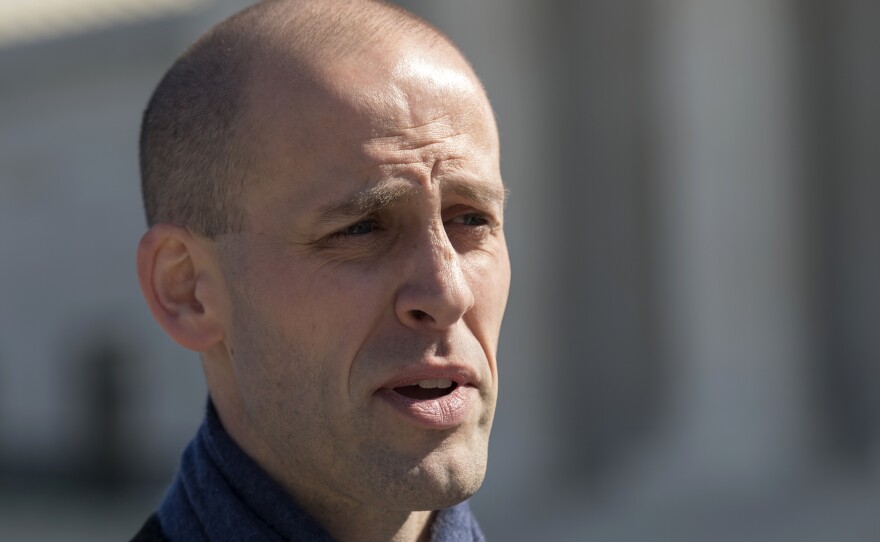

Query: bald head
[136,3,507,532]
[139,0,471,237]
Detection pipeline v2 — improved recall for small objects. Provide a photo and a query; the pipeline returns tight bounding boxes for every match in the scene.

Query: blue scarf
[156,401,486,542]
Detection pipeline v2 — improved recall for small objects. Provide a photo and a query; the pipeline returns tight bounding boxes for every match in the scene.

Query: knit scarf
[156,401,486,542]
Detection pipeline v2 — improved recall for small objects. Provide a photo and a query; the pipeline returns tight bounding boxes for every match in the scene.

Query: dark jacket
[131,514,167,542]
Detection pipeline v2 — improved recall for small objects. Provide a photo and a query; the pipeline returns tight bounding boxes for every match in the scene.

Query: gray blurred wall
[1,1,878,540]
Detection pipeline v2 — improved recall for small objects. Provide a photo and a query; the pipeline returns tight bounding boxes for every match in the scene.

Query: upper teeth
[417,379,453,389]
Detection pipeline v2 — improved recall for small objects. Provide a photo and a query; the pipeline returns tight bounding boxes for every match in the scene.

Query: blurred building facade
[0,0,878,540]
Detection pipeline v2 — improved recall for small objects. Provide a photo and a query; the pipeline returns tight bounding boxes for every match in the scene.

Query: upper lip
[377,362,479,391]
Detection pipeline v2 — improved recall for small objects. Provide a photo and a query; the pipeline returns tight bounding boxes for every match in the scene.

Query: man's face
[213,44,510,511]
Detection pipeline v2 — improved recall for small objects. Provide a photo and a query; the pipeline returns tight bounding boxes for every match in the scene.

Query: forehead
[248,38,495,141]
[239,43,500,219]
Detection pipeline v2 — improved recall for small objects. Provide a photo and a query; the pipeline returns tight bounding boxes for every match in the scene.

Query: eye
[450,214,491,227]
[315,218,390,250]
[343,220,377,235]
[319,220,380,245]
[445,213,497,248]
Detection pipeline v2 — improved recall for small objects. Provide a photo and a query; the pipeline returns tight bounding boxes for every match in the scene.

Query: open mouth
[378,376,474,429]
[393,379,458,400]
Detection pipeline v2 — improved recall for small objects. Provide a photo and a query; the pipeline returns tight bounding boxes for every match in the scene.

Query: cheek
[226,282,335,446]
[232,257,397,381]
[462,253,510,372]
[468,251,511,319]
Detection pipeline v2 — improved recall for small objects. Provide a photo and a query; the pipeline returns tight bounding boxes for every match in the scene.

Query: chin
[391,444,489,511]
[396,473,484,512]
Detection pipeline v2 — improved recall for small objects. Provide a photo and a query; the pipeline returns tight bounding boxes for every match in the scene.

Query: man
[132,0,510,541]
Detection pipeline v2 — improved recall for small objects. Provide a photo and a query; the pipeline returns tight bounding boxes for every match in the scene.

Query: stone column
[646,0,815,495]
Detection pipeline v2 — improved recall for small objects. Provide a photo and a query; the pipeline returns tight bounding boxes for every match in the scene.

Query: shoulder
[130,513,169,542]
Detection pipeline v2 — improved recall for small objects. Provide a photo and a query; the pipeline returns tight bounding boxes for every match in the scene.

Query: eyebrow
[441,178,509,210]
[314,179,508,224]
[315,183,419,224]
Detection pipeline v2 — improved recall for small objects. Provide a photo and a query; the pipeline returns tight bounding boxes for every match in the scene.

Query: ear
[136,224,227,352]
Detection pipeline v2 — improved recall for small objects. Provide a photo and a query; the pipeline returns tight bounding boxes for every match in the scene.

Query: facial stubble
[223,274,493,514]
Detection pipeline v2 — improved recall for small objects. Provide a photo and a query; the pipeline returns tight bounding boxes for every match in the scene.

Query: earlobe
[136,224,226,352]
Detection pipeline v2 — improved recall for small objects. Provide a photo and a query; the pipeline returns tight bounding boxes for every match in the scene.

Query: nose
[395,226,475,331]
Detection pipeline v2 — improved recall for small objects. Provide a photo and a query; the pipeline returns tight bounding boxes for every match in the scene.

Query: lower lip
[376,385,477,430]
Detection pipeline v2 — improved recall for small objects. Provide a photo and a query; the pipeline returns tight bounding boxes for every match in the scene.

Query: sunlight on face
[213,38,510,517]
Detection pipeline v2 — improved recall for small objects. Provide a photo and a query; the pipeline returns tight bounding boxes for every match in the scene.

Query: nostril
[411,309,430,321]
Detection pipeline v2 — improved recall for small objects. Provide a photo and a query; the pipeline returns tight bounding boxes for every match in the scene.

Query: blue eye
[344,221,376,235]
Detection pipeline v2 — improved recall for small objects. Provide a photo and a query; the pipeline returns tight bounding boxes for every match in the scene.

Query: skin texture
[137,10,510,542]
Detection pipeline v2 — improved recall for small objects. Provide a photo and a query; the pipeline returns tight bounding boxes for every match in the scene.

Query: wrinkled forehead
[230,32,501,226]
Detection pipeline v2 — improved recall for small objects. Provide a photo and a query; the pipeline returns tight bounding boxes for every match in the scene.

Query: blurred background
[1,0,878,540]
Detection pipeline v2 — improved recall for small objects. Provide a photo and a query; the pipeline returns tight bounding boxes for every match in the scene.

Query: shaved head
[139,0,466,237]
[135,2,508,538]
